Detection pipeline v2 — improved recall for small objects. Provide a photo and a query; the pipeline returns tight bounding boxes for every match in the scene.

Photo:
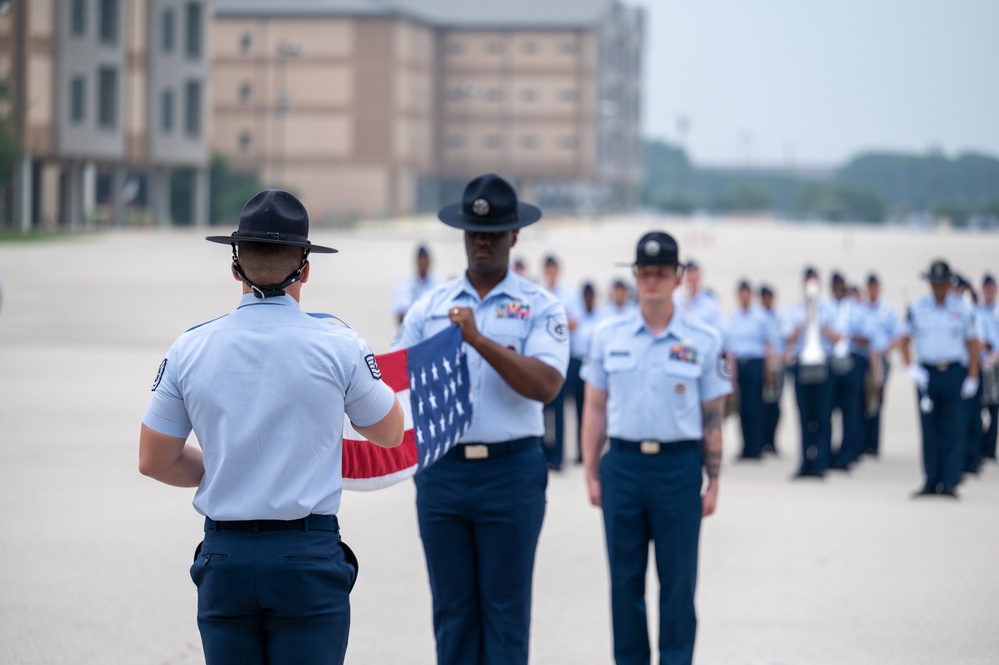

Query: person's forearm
[581,403,607,478]
[968,340,980,378]
[701,398,724,480]
[468,334,564,402]
[140,445,204,487]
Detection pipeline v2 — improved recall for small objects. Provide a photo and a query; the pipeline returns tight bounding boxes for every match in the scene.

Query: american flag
[342,324,473,491]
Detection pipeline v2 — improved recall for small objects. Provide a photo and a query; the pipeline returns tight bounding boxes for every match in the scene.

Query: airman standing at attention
[900,260,979,498]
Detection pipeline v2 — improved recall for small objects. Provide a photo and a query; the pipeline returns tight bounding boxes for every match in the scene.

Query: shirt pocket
[662,361,701,419]
[487,318,529,353]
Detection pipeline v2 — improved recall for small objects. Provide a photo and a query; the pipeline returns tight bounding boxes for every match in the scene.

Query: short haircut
[236,242,305,285]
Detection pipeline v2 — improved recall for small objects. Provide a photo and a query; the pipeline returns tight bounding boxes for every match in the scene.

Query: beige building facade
[213,0,643,220]
[1,0,211,232]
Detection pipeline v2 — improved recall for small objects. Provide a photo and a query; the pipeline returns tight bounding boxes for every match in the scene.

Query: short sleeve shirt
[902,293,976,365]
[582,310,731,442]
[143,293,396,520]
[722,305,771,359]
[392,270,569,443]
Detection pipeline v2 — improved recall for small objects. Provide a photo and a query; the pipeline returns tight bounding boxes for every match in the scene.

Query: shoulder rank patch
[546,315,568,342]
[364,354,382,380]
[151,359,167,392]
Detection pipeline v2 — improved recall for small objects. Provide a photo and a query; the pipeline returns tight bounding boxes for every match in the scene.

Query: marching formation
[138,177,994,665]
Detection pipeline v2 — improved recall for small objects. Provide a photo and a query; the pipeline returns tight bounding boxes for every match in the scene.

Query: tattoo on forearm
[702,400,724,479]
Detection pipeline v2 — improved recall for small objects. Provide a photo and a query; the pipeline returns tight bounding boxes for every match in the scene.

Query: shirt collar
[236,292,301,310]
[458,269,520,303]
[629,308,684,341]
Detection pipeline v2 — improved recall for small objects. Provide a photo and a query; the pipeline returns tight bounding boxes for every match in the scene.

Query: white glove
[961,376,980,399]
[906,364,929,391]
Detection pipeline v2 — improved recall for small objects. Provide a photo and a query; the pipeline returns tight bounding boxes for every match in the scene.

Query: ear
[299,260,311,284]
[510,230,519,248]
[231,262,242,281]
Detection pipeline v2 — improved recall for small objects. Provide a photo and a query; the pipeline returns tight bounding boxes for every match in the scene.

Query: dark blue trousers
[983,403,998,459]
[830,354,868,468]
[918,364,966,492]
[601,441,702,665]
[964,382,983,473]
[863,359,890,455]
[567,356,585,462]
[543,383,567,468]
[736,358,765,458]
[793,365,833,476]
[190,517,356,665]
[415,440,547,665]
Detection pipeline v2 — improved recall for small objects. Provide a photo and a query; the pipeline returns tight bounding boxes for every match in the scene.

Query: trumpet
[797,278,828,384]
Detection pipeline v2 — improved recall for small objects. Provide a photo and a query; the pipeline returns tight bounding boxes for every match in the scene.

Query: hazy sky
[635,0,999,167]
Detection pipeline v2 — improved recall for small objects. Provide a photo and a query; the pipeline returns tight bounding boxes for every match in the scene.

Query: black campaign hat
[921,259,953,283]
[437,173,542,232]
[618,231,680,267]
[206,189,337,253]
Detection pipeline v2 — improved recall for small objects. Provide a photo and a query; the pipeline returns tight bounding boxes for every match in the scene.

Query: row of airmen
[390,245,998,496]
[661,260,998,497]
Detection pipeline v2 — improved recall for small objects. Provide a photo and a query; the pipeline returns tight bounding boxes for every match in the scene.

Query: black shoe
[792,470,824,480]
[547,463,562,473]
[939,487,959,499]
[911,486,936,498]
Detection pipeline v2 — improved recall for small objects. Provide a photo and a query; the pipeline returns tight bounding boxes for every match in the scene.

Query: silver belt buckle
[464,445,489,460]
[639,440,661,455]
[935,363,948,372]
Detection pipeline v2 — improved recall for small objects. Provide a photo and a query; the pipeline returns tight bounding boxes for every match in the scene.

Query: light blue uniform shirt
[571,306,602,360]
[722,305,771,359]
[902,293,976,365]
[143,293,396,521]
[761,307,785,355]
[865,299,900,355]
[781,298,839,356]
[581,310,732,442]
[977,302,999,358]
[391,274,440,319]
[827,297,879,356]
[393,270,569,443]
[674,289,720,328]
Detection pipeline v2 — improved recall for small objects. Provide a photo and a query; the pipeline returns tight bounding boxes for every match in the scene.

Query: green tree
[0,77,18,191]
[169,154,265,225]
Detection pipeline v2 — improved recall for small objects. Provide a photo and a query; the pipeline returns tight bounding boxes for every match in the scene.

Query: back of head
[237,242,305,285]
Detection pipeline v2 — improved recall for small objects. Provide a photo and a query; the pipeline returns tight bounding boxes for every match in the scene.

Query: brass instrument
[797,278,828,384]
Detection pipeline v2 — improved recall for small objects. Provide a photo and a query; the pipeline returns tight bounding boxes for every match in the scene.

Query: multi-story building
[0,0,211,232]
[213,0,643,220]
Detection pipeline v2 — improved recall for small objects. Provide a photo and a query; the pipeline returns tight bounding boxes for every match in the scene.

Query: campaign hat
[437,173,542,232]
[206,189,337,253]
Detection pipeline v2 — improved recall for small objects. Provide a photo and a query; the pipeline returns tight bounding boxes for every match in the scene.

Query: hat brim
[437,202,542,232]
[205,234,338,253]
[920,271,952,283]
[614,259,682,268]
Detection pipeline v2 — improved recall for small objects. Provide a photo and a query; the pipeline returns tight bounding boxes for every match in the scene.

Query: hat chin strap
[231,246,310,299]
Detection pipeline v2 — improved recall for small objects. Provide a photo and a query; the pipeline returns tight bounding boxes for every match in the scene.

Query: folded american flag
[342,324,473,491]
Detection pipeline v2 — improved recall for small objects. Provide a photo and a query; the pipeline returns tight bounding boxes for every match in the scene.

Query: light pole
[273,39,301,187]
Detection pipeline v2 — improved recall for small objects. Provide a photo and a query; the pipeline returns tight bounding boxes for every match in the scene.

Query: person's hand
[586,472,602,508]
[906,364,929,391]
[702,480,719,517]
[961,376,980,399]
[448,307,480,345]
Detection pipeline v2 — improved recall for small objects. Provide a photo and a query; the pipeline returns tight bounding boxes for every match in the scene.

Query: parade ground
[1,215,997,664]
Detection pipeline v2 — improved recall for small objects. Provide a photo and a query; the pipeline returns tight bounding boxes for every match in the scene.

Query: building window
[161,9,175,52]
[445,40,464,55]
[160,89,174,133]
[484,88,502,102]
[444,134,464,149]
[69,76,86,124]
[560,41,578,55]
[185,2,203,59]
[485,41,504,55]
[520,41,537,55]
[559,136,577,149]
[521,89,538,102]
[238,131,251,152]
[559,89,578,102]
[184,81,202,137]
[239,32,252,53]
[238,82,252,103]
[70,0,87,37]
[484,135,503,149]
[98,0,118,45]
[521,135,537,149]
[97,67,117,128]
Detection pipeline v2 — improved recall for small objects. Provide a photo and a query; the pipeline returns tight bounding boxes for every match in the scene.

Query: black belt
[205,514,339,532]
[450,436,541,461]
[923,362,961,372]
[610,438,700,455]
